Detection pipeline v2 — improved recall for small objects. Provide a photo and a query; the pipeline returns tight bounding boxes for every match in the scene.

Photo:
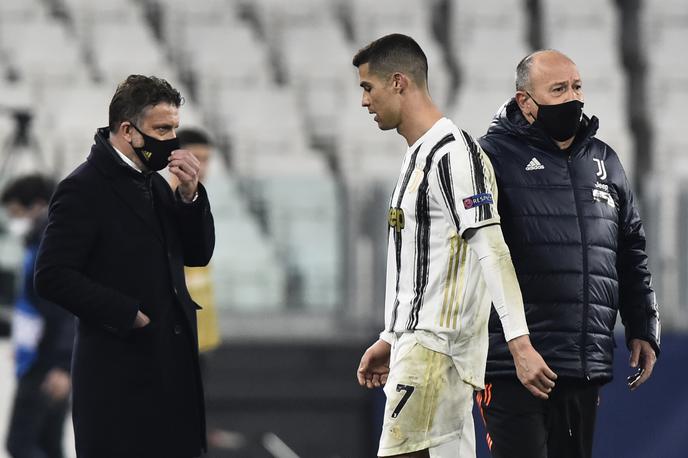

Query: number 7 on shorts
[391,384,415,418]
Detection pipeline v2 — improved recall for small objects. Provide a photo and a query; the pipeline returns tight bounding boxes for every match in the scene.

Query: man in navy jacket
[476,50,659,458]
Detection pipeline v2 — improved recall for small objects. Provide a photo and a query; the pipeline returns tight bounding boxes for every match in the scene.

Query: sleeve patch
[463,193,494,209]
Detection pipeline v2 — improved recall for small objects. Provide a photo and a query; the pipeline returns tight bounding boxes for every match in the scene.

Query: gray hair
[515,53,537,91]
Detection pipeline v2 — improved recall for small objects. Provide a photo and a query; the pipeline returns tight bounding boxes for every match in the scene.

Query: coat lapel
[87,129,165,245]
[108,174,165,245]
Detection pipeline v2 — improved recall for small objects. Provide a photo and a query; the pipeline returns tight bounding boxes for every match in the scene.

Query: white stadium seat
[202,153,288,310]
[180,23,272,107]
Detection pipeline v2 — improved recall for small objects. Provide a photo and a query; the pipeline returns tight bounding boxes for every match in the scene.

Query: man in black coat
[475,50,659,458]
[35,75,215,458]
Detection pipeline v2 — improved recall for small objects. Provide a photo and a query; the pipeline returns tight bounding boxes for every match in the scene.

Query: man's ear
[515,91,530,110]
[515,91,536,121]
[391,72,408,93]
[119,121,134,142]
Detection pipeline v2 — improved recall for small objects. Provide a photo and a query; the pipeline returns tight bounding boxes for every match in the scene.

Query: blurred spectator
[170,127,229,451]
[1,174,74,458]
[170,128,221,362]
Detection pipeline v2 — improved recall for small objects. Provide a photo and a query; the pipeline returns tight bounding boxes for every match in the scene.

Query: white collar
[112,146,142,173]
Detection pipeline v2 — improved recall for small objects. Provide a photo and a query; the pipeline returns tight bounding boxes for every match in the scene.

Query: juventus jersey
[382,117,500,387]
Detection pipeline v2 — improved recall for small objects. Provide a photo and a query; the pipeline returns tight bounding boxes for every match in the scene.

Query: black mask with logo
[527,92,584,142]
[129,123,179,171]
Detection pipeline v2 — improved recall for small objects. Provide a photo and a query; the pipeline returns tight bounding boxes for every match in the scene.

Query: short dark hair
[108,75,183,132]
[1,174,56,208]
[352,33,428,85]
[177,127,212,148]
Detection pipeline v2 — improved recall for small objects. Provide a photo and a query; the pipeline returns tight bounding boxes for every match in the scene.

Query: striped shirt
[382,117,500,387]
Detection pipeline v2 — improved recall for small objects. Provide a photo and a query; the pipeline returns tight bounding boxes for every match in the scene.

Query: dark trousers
[476,378,599,458]
[5,371,70,458]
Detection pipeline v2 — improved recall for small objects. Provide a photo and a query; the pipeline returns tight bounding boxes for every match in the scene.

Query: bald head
[515,50,576,92]
[514,49,584,147]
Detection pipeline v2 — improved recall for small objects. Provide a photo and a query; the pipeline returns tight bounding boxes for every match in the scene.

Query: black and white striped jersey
[382,117,500,386]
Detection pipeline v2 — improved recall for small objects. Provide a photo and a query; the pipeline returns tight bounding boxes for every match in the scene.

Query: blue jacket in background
[478,98,660,383]
[13,216,73,379]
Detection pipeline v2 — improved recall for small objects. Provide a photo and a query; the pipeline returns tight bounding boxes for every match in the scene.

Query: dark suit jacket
[35,127,215,458]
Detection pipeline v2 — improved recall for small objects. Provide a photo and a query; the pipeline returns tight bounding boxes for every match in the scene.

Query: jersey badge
[463,193,493,209]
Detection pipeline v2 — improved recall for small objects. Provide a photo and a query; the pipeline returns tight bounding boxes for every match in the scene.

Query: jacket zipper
[566,154,590,380]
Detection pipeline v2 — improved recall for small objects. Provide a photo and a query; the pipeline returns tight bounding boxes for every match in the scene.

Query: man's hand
[628,338,656,391]
[168,150,201,202]
[41,368,71,402]
[508,335,557,400]
[133,310,151,329]
[357,339,391,389]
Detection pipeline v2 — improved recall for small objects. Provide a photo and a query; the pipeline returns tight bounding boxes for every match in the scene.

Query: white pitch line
[262,432,301,458]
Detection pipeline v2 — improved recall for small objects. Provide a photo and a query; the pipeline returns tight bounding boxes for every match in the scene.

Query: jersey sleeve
[430,130,500,237]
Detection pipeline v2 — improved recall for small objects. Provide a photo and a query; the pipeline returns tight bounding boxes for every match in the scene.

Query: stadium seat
[33,83,110,176]
[62,0,144,39]
[212,86,313,174]
[202,153,288,310]
[347,0,430,45]
[452,0,528,91]
[178,22,272,108]
[276,22,353,148]
[253,0,338,39]
[644,0,688,91]
[451,87,513,140]
[86,20,171,87]
[256,169,341,309]
[0,0,47,23]
[156,0,239,43]
[0,18,89,89]
[0,114,12,152]
[542,0,620,80]
[648,89,688,174]
[212,217,287,310]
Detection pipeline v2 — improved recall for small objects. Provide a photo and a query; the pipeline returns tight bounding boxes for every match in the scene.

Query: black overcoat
[35,127,215,458]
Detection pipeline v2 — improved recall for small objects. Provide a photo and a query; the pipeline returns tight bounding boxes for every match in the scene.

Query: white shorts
[378,333,476,457]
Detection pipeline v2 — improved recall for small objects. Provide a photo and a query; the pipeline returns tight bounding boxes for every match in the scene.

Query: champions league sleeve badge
[463,193,494,209]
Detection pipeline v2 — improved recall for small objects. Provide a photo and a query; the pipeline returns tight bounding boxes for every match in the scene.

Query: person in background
[169,128,221,365]
[2,174,74,458]
[168,127,226,450]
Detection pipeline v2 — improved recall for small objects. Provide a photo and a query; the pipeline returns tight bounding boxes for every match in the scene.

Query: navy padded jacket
[478,99,660,383]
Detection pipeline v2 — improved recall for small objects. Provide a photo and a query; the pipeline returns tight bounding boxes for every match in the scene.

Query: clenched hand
[169,149,200,202]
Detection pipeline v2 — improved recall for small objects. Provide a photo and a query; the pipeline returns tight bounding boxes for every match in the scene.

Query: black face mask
[527,92,584,142]
[129,124,179,171]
